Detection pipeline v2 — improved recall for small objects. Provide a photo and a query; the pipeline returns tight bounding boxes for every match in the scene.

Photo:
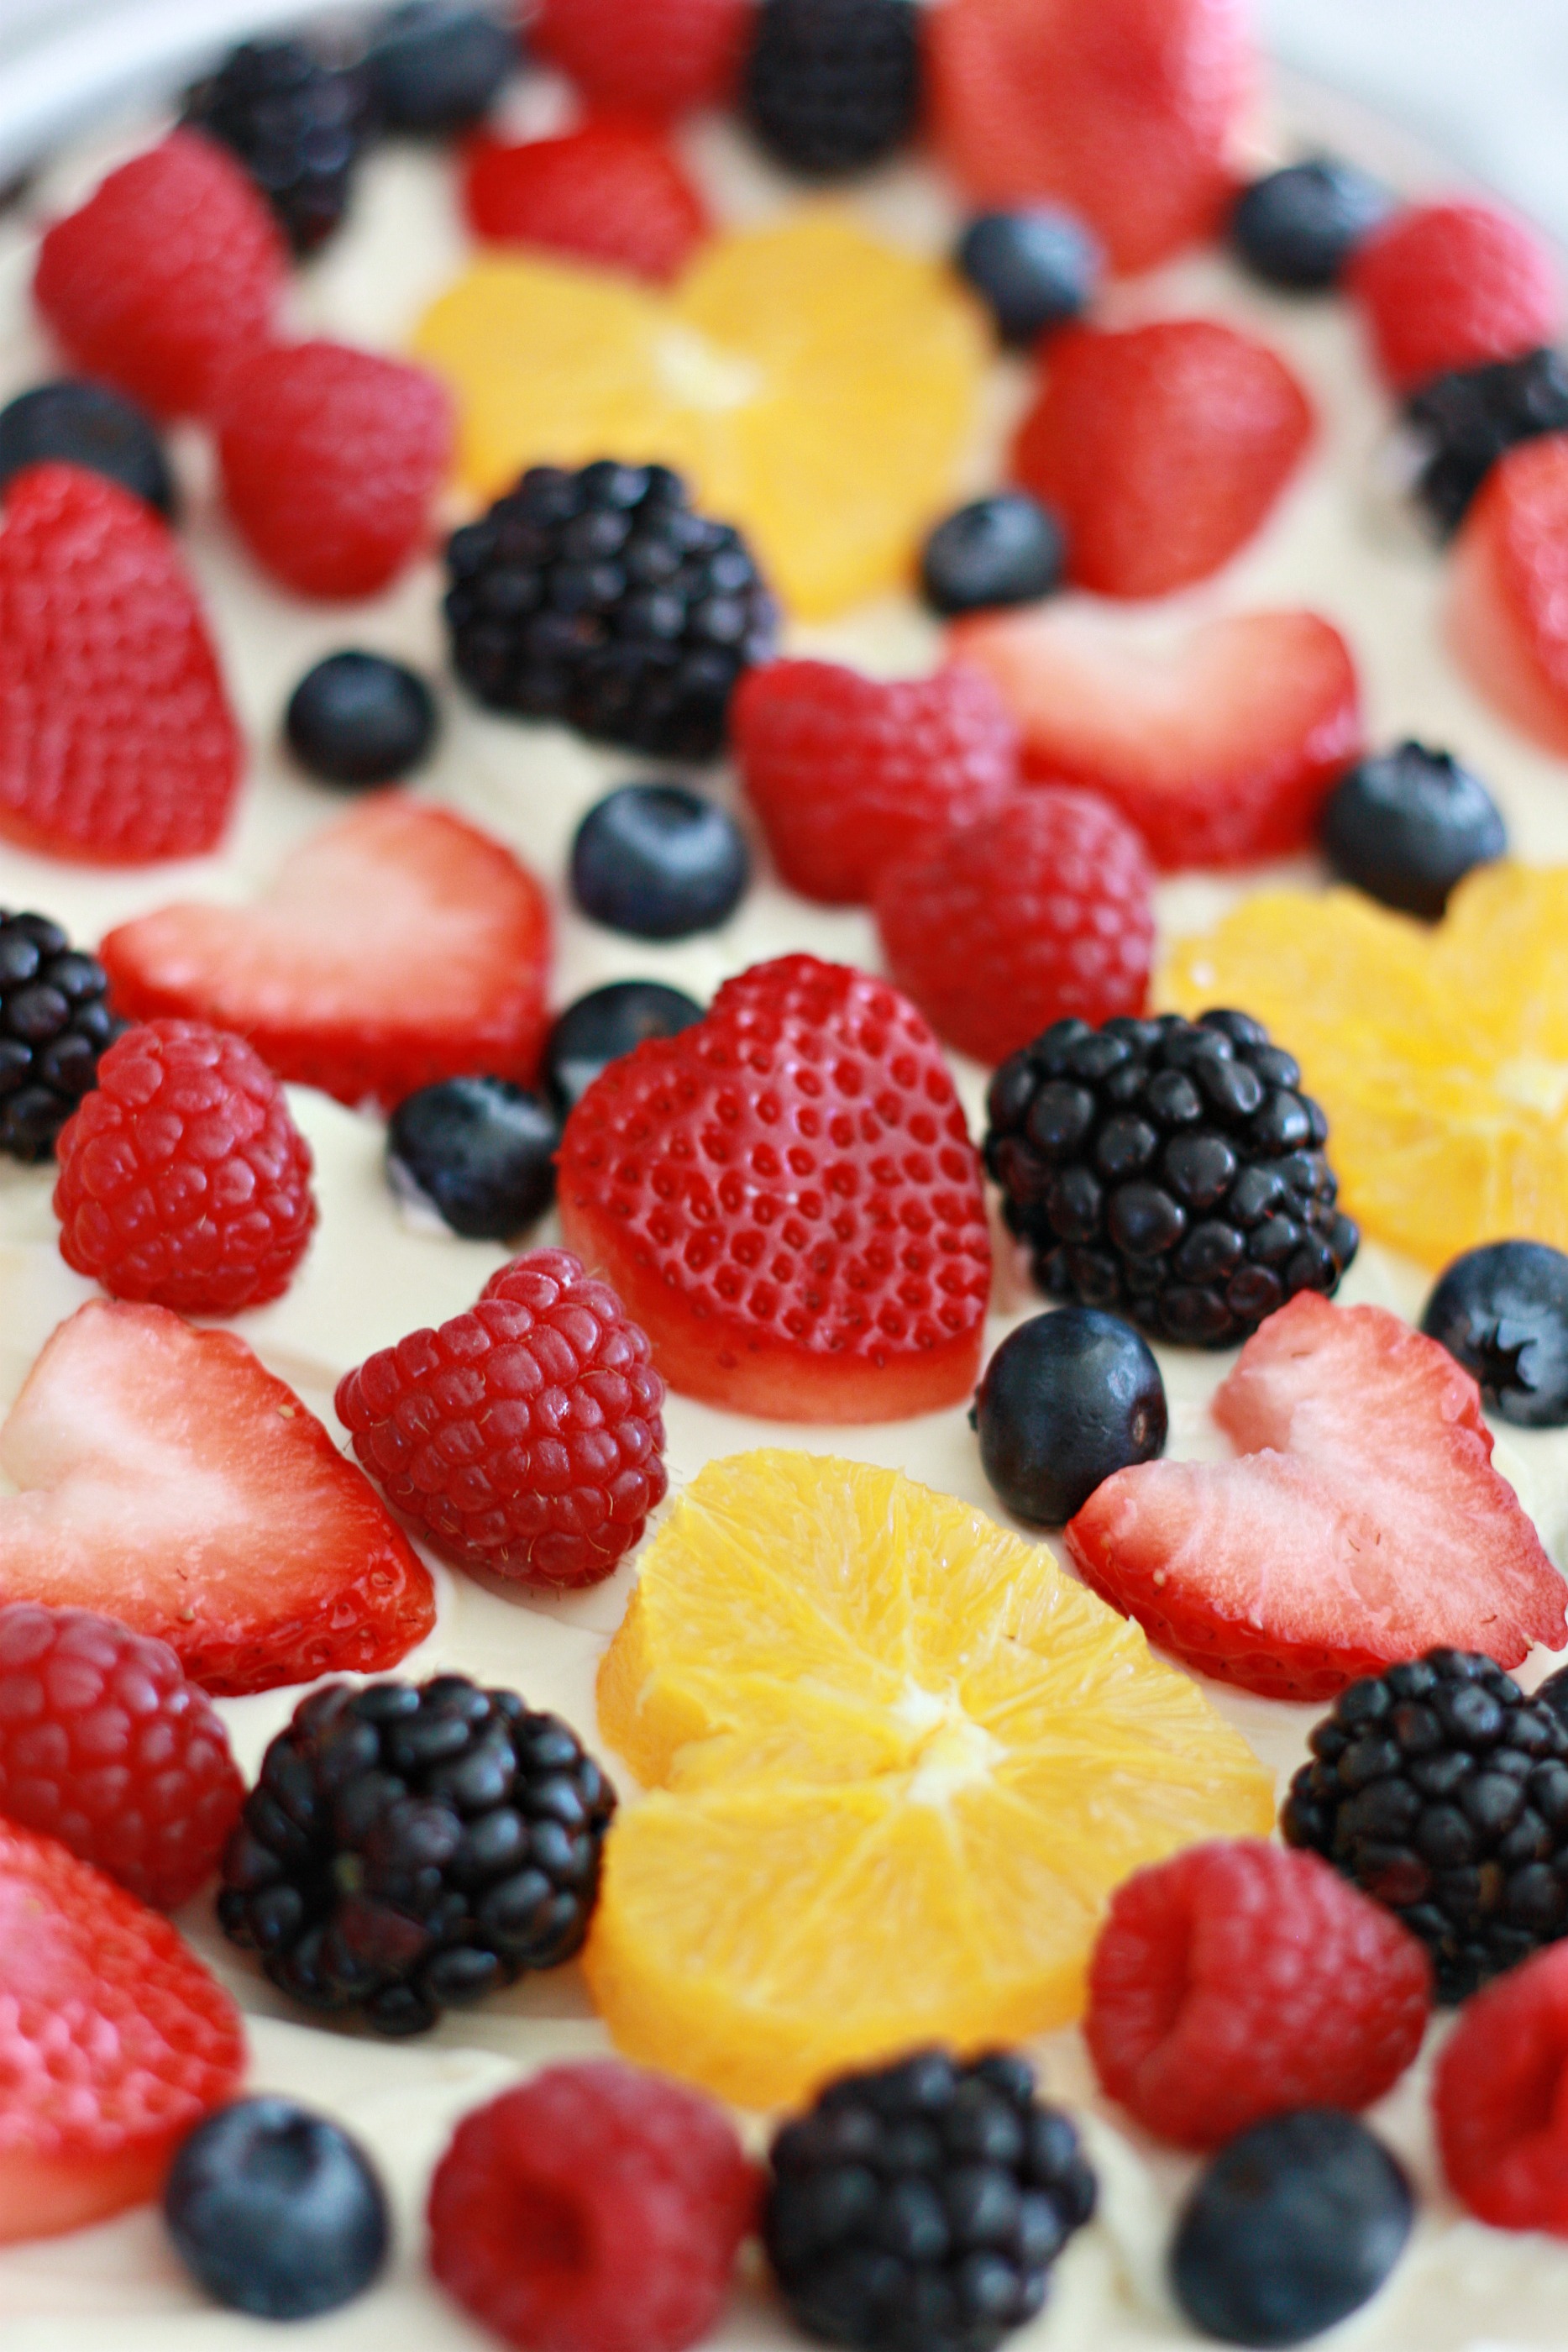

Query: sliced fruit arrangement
[1451,432,1568,754]
[463,121,711,284]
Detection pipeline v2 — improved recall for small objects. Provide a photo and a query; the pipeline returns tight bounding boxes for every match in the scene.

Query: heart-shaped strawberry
[0,464,241,863]
[558,955,993,1420]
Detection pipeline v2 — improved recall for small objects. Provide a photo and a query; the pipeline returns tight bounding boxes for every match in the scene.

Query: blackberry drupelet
[764,2048,1096,2352]
[218,1674,615,2036]
[983,1012,1358,1348]
[745,0,921,179]
[443,460,778,762]
[184,39,372,255]
[1404,347,1568,538]
[0,911,123,1162]
[1282,1648,1568,2004]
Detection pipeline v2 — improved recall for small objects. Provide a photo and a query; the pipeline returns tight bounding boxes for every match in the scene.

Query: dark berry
[971,1307,1166,1527]
[1319,740,1505,918]
[1421,1241,1568,1427]
[0,379,173,516]
[920,492,1066,617]
[1230,159,1392,291]
[744,0,920,179]
[1171,2110,1413,2347]
[1404,346,1568,537]
[956,208,1102,347]
[0,910,124,1162]
[387,1074,559,1239]
[184,39,372,255]
[570,782,749,940]
[367,2,517,135]
[164,2097,389,2319]
[285,650,438,786]
[543,979,705,1115]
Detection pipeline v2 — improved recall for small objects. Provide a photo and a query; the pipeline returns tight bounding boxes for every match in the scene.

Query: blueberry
[956,207,1103,345]
[387,1075,559,1239]
[0,380,174,516]
[1171,2110,1413,2347]
[920,492,1066,617]
[1230,159,1392,291]
[367,2,517,134]
[164,2097,390,2320]
[570,783,749,940]
[971,1307,1167,1526]
[543,980,704,1115]
[1422,1241,1568,1428]
[1319,741,1506,918]
[286,651,438,787]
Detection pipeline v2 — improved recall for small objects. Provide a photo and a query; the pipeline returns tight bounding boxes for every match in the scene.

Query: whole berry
[972,1308,1166,1527]
[1405,346,1568,537]
[0,910,123,1163]
[955,207,1102,345]
[464,120,710,285]
[219,1674,616,2036]
[1319,739,1506,917]
[165,2097,389,2318]
[531,0,751,119]
[1434,1940,1568,2233]
[285,649,438,785]
[919,493,1065,617]
[745,0,921,178]
[1422,1240,1568,1427]
[184,39,372,255]
[54,1020,317,1315]
[367,3,517,135]
[335,1247,667,1587]
[571,782,749,939]
[1349,199,1565,393]
[0,380,173,516]
[387,1075,559,1239]
[543,980,705,1115]
[1230,158,1392,291]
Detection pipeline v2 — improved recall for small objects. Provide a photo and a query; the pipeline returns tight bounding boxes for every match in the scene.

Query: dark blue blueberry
[0,380,174,516]
[286,651,438,786]
[164,2097,390,2320]
[1405,349,1568,537]
[367,3,517,134]
[956,207,1102,346]
[1422,1240,1568,1428]
[543,980,704,1114]
[387,1075,559,1239]
[1230,158,1392,291]
[971,1307,1167,1526]
[570,783,749,940]
[920,492,1066,617]
[1171,2110,1413,2347]
[1319,741,1505,918]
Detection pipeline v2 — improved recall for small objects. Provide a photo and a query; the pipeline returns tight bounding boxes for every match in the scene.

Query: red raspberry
[33,130,286,419]
[464,121,710,284]
[54,1020,317,1315]
[1434,1940,1568,2232]
[217,341,453,599]
[1349,201,1564,393]
[733,659,1020,905]
[874,788,1154,1067]
[1085,1840,1432,2150]
[427,2060,758,2352]
[532,0,751,119]
[335,1248,668,1588]
[0,1603,243,1910]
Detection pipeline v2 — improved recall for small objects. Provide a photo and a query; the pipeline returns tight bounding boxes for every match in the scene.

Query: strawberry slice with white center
[1067,1293,1566,1702]
[0,1299,435,1695]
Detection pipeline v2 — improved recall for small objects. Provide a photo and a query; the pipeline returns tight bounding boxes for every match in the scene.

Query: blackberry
[0,911,123,1163]
[745,0,920,180]
[218,1674,615,2037]
[1404,347,1568,538]
[983,1011,1358,1348]
[184,39,373,255]
[764,2048,1096,2352]
[1282,1647,1568,2004]
[443,460,778,763]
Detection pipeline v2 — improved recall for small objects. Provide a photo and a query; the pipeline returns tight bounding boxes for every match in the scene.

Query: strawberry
[1012,321,1314,600]
[0,464,241,864]
[1349,201,1564,395]
[949,606,1362,869]
[463,120,710,284]
[531,0,751,119]
[558,955,993,1420]
[1066,1292,1566,1703]
[98,795,553,1111]
[0,1298,435,1697]
[927,0,1251,276]
[1450,432,1568,756]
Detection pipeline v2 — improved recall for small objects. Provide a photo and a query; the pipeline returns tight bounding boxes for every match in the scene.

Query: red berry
[1013,321,1313,600]
[1450,432,1568,756]
[0,464,241,864]
[1349,201,1563,394]
[427,2060,758,2352]
[33,130,286,419]
[0,1604,243,1911]
[1085,1840,1432,2150]
[218,341,453,599]
[54,1021,316,1315]
[1435,1940,1568,2234]
[336,1249,669,1589]
[532,0,751,119]
[464,120,710,284]
[875,789,1153,1067]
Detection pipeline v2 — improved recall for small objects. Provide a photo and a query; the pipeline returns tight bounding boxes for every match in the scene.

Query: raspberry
[218,341,453,599]
[53,1020,317,1315]
[874,789,1154,1068]
[1349,201,1564,394]
[531,0,751,119]
[33,131,286,419]
[0,1603,243,1910]
[1084,1840,1432,2150]
[733,658,1020,905]
[427,2060,758,2352]
[334,1248,668,1588]
[464,122,710,284]
[1434,1940,1568,2232]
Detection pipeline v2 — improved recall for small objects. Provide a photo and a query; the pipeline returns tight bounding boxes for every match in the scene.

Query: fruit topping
[744,0,921,179]
[0,910,123,1163]
[336,1247,668,1588]
[1348,199,1564,394]
[558,956,992,1420]
[220,1674,616,2036]
[1230,158,1392,291]
[531,0,750,120]
[876,789,1155,1068]
[956,206,1102,346]
[586,1451,1272,2107]
[764,2050,1096,2352]
[1069,1295,1565,1701]
[543,980,705,1115]
[165,2097,389,2319]
[286,648,438,786]
[0,379,173,515]
[920,492,1065,617]
[99,795,552,1111]
[183,39,372,257]
[570,781,749,939]
[366,2,517,135]
[463,121,711,284]
[0,1298,434,1695]
[971,1305,1167,1528]
[1423,1240,1568,1427]
[1404,347,1568,537]
[1319,739,1506,918]
[1451,429,1568,753]
[1434,1940,1568,2234]
[387,1075,560,1240]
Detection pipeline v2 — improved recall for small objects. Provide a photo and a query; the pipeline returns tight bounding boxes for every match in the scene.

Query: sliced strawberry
[1349,201,1563,395]
[0,1299,435,1696]
[99,795,553,1110]
[463,120,710,284]
[1450,433,1568,755]
[1066,1293,1566,1702]
[948,605,1361,868]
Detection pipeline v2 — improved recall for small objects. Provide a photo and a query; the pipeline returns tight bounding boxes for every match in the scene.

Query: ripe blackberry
[1282,1648,1568,2004]
[444,460,778,762]
[745,0,921,179]
[0,911,123,1162]
[184,39,372,256]
[218,1674,616,2037]
[1405,347,1568,538]
[983,1011,1358,1348]
[764,2048,1095,2352]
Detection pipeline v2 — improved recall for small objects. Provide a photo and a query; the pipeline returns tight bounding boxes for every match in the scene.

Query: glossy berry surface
[1319,739,1506,917]
[1171,2110,1413,2348]
[920,494,1065,617]
[0,909,122,1163]
[972,1307,1166,1528]
[745,0,921,178]
[0,380,173,516]
[1434,1940,1568,2233]
[956,207,1101,345]
[388,1075,559,1240]
[165,2097,389,2319]
[286,650,438,785]
[463,120,710,284]
[1405,347,1568,537]
[1349,199,1564,393]
[1230,158,1391,291]
[367,3,517,134]
[531,0,751,119]
[543,980,705,1115]
[571,782,749,939]
[184,39,371,256]
[1422,1241,1568,1427]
